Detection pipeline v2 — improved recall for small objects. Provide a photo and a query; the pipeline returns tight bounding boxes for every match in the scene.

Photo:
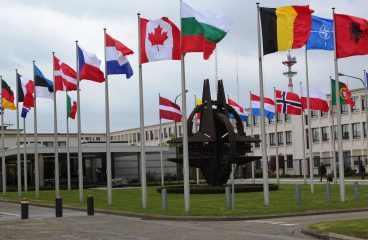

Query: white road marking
[244,220,298,226]
[0,211,20,217]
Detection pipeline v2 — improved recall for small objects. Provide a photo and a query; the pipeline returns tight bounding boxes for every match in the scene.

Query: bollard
[55,197,63,217]
[87,195,94,216]
[231,164,236,210]
[354,181,360,201]
[161,189,167,210]
[225,186,231,209]
[20,198,29,220]
[295,184,301,204]
[326,182,331,203]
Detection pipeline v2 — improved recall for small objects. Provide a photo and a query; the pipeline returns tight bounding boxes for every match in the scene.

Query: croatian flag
[105,33,134,78]
[78,45,105,83]
[251,93,275,119]
[228,98,249,122]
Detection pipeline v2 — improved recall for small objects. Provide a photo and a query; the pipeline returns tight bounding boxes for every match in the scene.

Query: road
[0,201,367,239]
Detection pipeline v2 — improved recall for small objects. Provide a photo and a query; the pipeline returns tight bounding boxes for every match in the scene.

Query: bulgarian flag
[66,94,77,119]
[181,1,233,60]
[331,79,355,108]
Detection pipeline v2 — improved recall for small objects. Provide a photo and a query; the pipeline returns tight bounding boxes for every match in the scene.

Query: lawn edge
[301,228,363,240]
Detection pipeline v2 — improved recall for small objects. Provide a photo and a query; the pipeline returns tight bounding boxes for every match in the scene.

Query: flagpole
[66,94,71,191]
[180,0,190,213]
[273,87,279,184]
[158,93,164,187]
[299,82,307,184]
[256,3,269,206]
[137,13,147,209]
[76,41,84,202]
[15,73,22,197]
[330,97,337,184]
[1,76,5,195]
[250,91,255,184]
[305,48,314,193]
[103,28,113,206]
[332,8,345,202]
[364,70,368,173]
[52,52,60,198]
[33,61,39,199]
[236,53,239,103]
[23,117,27,191]
[194,94,199,185]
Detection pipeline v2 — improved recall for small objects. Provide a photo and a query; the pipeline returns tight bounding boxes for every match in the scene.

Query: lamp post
[338,72,368,170]
[174,90,188,138]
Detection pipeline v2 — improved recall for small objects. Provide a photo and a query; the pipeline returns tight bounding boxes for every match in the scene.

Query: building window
[343,151,351,166]
[312,128,319,143]
[277,113,283,123]
[178,126,183,136]
[362,97,366,111]
[254,135,260,148]
[320,110,328,118]
[286,155,293,168]
[284,114,291,122]
[253,116,259,126]
[146,131,149,141]
[268,116,275,124]
[285,131,292,144]
[150,130,154,140]
[364,122,367,138]
[58,141,66,147]
[342,124,349,140]
[352,123,361,139]
[154,129,159,140]
[164,128,168,138]
[96,137,100,141]
[351,97,359,112]
[341,104,348,114]
[277,132,284,145]
[133,133,137,142]
[311,110,319,118]
[168,127,172,137]
[137,133,140,142]
[321,127,329,142]
[43,141,53,147]
[269,133,276,146]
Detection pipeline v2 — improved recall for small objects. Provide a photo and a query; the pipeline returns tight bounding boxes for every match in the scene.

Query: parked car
[112,177,128,188]
[44,177,88,187]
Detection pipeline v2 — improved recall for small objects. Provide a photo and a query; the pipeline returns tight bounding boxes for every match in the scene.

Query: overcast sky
[1,0,367,134]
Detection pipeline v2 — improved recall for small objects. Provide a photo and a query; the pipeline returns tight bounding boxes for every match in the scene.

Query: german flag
[260,6,314,55]
[1,79,16,110]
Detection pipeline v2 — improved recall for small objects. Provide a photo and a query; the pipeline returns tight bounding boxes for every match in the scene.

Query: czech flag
[78,45,105,83]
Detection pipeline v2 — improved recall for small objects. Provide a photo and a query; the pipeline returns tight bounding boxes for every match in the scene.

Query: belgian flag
[260,6,314,55]
[1,79,16,110]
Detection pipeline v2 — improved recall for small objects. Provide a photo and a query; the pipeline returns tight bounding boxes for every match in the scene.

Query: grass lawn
[0,184,368,217]
[309,219,368,239]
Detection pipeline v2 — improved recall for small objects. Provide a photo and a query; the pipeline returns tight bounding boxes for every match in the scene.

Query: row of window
[20,141,67,147]
[311,122,367,143]
[252,130,293,148]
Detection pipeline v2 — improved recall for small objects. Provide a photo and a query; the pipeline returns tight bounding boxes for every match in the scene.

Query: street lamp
[338,72,368,168]
[174,90,188,138]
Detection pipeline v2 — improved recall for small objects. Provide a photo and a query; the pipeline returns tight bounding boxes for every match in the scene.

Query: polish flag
[301,87,329,112]
[54,56,77,91]
[159,96,182,122]
[78,45,105,83]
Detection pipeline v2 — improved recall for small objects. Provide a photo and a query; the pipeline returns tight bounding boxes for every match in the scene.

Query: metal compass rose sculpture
[168,79,261,186]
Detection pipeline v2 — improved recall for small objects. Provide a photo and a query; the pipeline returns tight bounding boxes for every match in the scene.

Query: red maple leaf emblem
[148,25,168,51]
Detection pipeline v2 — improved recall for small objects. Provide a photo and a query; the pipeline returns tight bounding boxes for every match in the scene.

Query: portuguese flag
[181,1,233,60]
[260,6,314,55]
[331,79,355,108]
[1,79,16,110]
[66,94,77,119]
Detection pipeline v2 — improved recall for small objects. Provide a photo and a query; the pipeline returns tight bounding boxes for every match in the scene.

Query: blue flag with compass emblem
[306,16,334,50]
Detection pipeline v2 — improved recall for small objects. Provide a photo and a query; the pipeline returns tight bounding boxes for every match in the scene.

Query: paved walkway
[0,201,367,239]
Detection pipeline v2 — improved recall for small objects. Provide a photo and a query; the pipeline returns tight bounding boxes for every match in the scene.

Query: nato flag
[306,16,334,50]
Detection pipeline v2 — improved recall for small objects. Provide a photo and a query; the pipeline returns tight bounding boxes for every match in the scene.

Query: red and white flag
[140,17,181,64]
[54,56,77,91]
[301,87,329,112]
[275,90,302,115]
[159,96,182,122]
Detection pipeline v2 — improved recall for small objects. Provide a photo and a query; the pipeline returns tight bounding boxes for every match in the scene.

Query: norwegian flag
[275,90,302,115]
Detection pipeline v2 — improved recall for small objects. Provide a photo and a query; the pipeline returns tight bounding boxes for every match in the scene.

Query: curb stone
[301,228,363,240]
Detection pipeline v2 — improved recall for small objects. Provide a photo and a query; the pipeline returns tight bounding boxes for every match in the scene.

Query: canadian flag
[159,96,182,122]
[54,56,77,91]
[140,17,181,64]
[301,87,329,112]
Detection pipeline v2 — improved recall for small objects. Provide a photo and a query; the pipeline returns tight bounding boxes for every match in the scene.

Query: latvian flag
[159,96,182,122]
[54,56,77,91]
[275,90,302,115]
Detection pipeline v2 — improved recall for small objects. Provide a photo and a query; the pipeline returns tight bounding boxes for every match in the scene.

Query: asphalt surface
[0,201,367,239]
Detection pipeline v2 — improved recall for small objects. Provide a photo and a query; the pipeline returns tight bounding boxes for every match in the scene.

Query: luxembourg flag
[228,98,249,122]
[251,93,275,119]
[105,33,134,78]
[78,45,105,83]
